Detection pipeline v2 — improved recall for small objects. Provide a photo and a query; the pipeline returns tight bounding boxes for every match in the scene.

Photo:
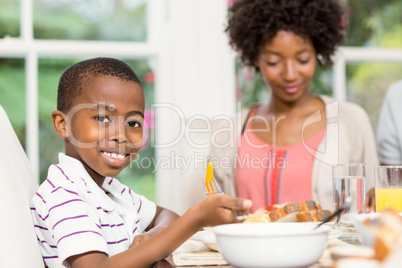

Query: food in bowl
[355,212,382,247]
[244,200,333,223]
[212,222,331,268]
[355,210,402,261]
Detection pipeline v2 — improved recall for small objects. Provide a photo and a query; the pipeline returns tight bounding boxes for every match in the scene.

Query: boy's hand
[195,194,252,227]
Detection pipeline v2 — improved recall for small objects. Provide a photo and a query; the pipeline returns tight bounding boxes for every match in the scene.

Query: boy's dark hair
[226,0,345,70]
[57,57,142,112]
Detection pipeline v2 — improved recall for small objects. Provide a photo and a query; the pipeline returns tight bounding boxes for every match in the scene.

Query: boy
[30,57,252,268]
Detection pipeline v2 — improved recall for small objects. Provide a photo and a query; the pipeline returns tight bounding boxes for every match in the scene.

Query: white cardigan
[208,95,379,210]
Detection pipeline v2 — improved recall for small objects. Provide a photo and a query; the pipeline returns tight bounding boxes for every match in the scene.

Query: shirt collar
[58,152,116,212]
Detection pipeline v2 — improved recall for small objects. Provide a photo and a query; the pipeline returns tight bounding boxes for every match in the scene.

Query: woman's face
[256,30,317,104]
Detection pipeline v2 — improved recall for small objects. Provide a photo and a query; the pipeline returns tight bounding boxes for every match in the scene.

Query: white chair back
[0,106,44,267]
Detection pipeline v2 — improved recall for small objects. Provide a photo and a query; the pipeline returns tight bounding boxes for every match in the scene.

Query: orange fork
[204,162,223,195]
[205,162,215,195]
[204,163,246,220]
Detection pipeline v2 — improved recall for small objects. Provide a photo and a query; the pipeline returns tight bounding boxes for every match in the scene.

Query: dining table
[153,228,363,268]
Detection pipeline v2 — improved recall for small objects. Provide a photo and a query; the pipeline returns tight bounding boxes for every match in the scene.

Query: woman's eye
[95,115,110,123]
[127,121,141,128]
[298,58,310,64]
[265,61,278,66]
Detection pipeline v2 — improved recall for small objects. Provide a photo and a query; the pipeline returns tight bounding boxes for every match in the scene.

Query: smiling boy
[30,57,251,268]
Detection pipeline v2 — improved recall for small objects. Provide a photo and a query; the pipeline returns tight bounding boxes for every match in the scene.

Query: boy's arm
[67,194,252,268]
[132,206,180,246]
[146,206,180,231]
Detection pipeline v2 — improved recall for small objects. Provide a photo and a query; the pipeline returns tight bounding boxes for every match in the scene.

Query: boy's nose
[109,116,128,144]
[110,136,127,144]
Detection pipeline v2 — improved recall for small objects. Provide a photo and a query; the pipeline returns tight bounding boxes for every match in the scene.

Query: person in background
[30,57,252,268]
[377,80,402,165]
[208,0,378,212]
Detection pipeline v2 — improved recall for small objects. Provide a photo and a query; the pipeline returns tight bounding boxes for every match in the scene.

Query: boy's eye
[95,115,111,123]
[127,121,141,128]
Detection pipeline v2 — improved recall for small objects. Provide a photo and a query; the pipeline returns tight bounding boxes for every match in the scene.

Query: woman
[208,0,378,212]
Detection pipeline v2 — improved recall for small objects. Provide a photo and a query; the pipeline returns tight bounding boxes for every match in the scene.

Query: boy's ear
[51,110,69,139]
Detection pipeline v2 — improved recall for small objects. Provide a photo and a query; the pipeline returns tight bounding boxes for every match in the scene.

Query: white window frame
[333,47,402,101]
[0,0,160,179]
[0,0,235,213]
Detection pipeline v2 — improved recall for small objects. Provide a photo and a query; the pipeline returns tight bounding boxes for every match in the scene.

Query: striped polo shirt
[30,153,157,268]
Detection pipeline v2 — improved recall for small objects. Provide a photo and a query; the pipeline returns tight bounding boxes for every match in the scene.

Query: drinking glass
[375,166,402,212]
[332,163,366,231]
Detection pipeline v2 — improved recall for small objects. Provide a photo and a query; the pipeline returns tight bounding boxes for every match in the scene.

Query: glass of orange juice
[375,166,402,212]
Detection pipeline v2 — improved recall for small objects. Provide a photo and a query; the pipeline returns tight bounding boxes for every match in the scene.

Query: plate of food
[271,221,342,240]
[242,200,343,239]
[243,200,334,223]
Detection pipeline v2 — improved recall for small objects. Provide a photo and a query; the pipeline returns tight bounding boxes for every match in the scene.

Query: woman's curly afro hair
[226,0,345,69]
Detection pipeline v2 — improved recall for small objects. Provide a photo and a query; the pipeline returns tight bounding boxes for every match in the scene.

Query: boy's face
[60,76,145,185]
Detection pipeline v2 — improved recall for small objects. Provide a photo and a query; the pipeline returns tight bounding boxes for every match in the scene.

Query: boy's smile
[57,75,145,186]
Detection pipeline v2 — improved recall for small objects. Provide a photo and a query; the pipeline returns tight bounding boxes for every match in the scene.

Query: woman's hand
[366,188,376,212]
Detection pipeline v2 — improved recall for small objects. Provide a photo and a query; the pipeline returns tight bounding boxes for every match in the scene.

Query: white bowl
[212,222,330,268]
[355,213,381,247]
[355,212,402,247]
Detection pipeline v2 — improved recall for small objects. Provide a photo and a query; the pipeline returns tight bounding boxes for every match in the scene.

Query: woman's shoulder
[318,95,369,119]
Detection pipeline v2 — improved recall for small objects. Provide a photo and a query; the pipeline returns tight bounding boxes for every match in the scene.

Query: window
[3,0,399,213]
[0,0,157,200]
[0,0,234,214]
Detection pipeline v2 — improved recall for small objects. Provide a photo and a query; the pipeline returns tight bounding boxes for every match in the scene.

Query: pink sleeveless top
[235,109,326,212]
